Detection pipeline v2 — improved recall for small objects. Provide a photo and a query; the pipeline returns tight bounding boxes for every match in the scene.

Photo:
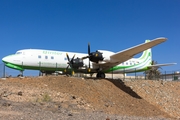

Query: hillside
[0,76,179,119]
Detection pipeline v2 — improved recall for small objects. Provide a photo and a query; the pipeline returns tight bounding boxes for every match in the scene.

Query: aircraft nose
[2,56,9,63]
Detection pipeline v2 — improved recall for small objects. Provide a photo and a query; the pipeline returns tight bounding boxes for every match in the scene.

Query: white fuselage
[2,48,151,74]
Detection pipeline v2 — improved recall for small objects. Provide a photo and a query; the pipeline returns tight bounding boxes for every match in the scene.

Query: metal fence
[0,63,179,81]
[0,63,5,78]
[0,63,39,77]
[160,71,180,81]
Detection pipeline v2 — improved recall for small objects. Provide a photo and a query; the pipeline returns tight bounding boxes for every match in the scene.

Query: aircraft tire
[96,72,105,79]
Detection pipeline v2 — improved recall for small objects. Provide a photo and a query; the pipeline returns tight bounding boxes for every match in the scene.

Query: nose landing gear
[17,70,23,77]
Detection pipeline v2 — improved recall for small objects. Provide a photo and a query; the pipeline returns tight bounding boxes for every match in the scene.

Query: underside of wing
[96,37,167,71]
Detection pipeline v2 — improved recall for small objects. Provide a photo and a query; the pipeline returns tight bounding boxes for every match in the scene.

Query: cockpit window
[16,52,23,54]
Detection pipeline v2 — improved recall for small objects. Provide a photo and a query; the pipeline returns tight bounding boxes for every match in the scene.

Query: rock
[68,113,73,116]
[18,91,23,96]
[71,95,76,99]
[2,102,11,107]
[2,91,12,97]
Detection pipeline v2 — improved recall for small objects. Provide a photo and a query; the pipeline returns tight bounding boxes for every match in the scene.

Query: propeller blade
[89,59,90,68]
[71,70,75,75]
[81,56,89,59]
[70,54,76,63]
[64,64,70,73]
[88,43,90,55]
[66,53,70,62]
[81,43,91,60]
[66,64,69,69]
[88,59,91,72]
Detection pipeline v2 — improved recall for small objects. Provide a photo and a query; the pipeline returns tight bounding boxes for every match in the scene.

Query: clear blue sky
[0,0,180,76]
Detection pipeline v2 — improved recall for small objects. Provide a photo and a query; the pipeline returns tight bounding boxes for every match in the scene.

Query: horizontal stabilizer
[147,63,177,68]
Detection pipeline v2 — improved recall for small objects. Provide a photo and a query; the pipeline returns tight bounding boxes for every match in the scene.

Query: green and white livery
[2,37,176,78]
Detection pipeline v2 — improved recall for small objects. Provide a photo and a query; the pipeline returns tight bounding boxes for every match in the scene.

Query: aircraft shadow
[105,78,142,99]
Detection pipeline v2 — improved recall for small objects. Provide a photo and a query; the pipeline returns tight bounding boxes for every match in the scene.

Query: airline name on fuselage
[43,50,63,55]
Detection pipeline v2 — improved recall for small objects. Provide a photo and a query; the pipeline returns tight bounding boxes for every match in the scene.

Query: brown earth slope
[0,76,179,119]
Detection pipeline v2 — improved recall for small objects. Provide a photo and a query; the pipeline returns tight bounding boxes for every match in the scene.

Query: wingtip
[146,37,167,43]
[149,37,168,44]
[155,37,168,41]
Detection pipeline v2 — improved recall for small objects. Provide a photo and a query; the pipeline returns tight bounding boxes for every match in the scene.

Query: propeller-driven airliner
[2,37,176,78]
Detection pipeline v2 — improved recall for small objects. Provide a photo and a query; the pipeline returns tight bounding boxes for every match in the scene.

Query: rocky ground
[0,75,179,120]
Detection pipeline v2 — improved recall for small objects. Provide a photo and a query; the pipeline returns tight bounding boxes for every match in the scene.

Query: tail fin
[139,40,152,65]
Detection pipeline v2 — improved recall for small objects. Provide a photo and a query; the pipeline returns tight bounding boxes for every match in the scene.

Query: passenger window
[45,56,48,59]
[51,56,54,59]
[38,55,41,59]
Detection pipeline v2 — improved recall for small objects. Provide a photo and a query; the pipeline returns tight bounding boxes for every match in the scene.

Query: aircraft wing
[97,37,167,70]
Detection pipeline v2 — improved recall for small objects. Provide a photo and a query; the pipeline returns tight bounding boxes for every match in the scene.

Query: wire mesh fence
[160,70,180,81]
[0,63,179,81]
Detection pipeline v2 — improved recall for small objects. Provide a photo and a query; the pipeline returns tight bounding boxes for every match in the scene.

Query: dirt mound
[0,76,179,119]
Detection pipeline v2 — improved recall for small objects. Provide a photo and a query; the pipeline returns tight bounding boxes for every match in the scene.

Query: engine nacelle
[97,50,115,63]
[72,58,84,69]
[103,56,111,62]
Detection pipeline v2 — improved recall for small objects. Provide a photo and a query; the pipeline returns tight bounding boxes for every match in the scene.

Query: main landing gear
[96,72,105,79]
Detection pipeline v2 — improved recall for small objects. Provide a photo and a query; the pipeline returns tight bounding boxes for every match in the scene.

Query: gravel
[0,76,179,120]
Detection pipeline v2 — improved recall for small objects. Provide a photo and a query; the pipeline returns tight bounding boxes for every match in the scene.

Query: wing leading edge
[98,37,167,70]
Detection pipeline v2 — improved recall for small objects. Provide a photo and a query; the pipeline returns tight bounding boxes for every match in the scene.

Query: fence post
[173,71,175,81]
[3,63,5,78]
[22,62,24,76]
[56,63,57,76]
[39,62,41,76]
[135,68,136,80]
[123,68,125,80]
[172,71,174,81]
[111,67,113,80]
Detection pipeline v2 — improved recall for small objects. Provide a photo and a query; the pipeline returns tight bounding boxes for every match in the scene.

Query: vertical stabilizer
[139,40,152,65]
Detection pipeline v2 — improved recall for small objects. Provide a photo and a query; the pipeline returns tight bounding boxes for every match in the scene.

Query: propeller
[65,53,75,75]
[82,43,104,72]
[65,53,84,75]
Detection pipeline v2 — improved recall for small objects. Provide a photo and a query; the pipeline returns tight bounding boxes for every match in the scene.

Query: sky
[0,0,180,76]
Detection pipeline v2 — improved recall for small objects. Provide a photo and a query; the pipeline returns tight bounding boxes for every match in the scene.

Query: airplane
[2,37,176,78]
